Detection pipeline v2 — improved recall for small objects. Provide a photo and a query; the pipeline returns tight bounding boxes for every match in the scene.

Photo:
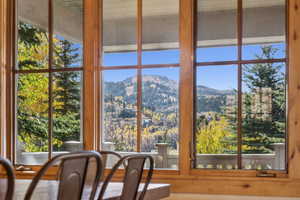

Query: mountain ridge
[105,75,235,96]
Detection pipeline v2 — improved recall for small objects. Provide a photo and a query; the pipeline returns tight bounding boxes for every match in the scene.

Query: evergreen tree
[52,39,82,149]
[242,46,286,153]
[18,22,43,46]
[54,40,81,115]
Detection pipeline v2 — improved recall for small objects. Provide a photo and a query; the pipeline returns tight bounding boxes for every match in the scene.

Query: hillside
[104,75,234,113]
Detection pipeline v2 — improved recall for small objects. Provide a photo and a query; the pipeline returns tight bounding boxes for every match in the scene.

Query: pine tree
[52,39,82,148]
[242,46,286,153]
[54,39,81,115]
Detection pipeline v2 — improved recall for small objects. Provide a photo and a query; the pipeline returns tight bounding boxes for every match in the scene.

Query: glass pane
[16,73,49,165]
[242,44,286,60]
[17,0,48,70]
[53,71,83,152]
[102,70,137,152]
[242,0,286,60]
[142,50,180,65]
[53,0,83,68]
[103,0,137,66]
[196,65,238,169]
[196,0,237,62]
[142,68,179,169]
[242,62,286,170]
[142,0,179,64]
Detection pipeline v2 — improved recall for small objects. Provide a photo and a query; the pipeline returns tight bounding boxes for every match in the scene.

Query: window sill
[11,165,288,181]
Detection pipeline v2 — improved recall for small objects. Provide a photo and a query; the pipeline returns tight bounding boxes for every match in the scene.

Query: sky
[71,41,286,90]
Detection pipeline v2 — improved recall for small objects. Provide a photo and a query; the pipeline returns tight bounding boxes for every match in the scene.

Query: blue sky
[70,41,285,90]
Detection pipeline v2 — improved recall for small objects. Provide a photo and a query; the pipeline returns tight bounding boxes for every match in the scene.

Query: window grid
[194,0,288,170]
[14,0,83,163]
[12,0,288,172]
[99,0,180,153]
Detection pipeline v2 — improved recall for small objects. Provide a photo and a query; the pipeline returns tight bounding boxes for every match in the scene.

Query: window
[15,0,83,165]
[101,0,180,169]
[194,0,287,170]
[11,0,287,175]
[196,65,238,169]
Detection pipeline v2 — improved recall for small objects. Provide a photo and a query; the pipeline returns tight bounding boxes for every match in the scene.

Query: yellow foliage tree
[196,117,235,154]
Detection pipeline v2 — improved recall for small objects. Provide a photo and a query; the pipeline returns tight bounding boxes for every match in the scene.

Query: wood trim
[0,0,8,157]
[196,59,287,66]
[97,0,103,151]
[83,0,100,150]
[11,168,300,197]
[15,67,84,74]
[9,0,16,163]
[237,0,243,169]
[288,0,300,179]
[101,64,180,70]
[47,0,53,160]
[285,0,289,173]
[0,0,15,160]
[179,0,195,175]
[136,0,142,152]
[189,169,288,178]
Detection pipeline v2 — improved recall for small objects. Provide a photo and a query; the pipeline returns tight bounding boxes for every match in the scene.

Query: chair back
[98,151,122,168]
[0,157,15,200]
[98,155,153,200]
[25,151,103,200]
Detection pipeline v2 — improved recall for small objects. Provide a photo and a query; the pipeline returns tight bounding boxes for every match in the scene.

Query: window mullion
[136,0,143,153]
[179,0,195,175]
[83,0,101,150]
[237,0,243,170]
[47,0,54,160]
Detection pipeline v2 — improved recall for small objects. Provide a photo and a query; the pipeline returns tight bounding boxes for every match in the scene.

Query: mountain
[104,75,235,113]
[197,85,235,96]
[105,75,234,96]
[104,75,178,112]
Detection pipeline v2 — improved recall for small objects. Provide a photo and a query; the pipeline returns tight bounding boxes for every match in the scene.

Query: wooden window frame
[11,0,84,164]
[2,0,300,197]
[192,0,289,173]
[98,0,181,157]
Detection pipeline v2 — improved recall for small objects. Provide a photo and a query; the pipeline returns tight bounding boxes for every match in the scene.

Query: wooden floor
[165,194,300,200]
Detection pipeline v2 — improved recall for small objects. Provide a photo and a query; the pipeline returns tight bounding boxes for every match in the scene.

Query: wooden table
[0,179,170,200]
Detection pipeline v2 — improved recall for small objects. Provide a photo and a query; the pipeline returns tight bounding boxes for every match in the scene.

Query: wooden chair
[0,157,15,200]
[24,151,103,200]
[97,155,154,200]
